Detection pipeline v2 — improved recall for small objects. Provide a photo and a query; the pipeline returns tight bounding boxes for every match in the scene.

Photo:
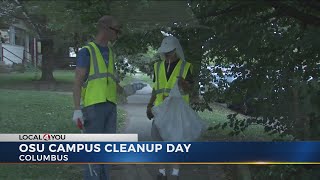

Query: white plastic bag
[152,83,207,141]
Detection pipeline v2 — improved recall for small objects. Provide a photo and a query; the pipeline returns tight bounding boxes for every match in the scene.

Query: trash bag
[152,83,207,141]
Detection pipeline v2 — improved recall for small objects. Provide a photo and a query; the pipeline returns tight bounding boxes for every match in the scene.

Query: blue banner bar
[1,142,320,163]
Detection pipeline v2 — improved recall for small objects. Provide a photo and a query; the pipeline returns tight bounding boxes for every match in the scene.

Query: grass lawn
[0,70,74,84]
[0,89,126,179]
[0,70,153,92]
[119,72,153,87]
[198,103,293,141]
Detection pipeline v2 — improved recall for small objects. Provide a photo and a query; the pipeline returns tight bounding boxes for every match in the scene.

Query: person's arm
[73,67,87,110]
[73,48,90,110]
[72,48,89,129]
[146,72,156,120]
[178,65,194,94]
[148,89,157,107]
[146,89,156,120]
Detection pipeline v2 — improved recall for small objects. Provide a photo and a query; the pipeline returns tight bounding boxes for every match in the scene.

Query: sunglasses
[109,26,122,35]
[164,49,176,56]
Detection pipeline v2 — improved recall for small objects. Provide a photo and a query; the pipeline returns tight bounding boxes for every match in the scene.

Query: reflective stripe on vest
[83,72,119,88]
[81,42,117,107]
[154,60,190,106]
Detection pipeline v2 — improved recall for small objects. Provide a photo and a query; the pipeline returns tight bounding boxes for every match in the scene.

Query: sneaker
[157,173,167,180]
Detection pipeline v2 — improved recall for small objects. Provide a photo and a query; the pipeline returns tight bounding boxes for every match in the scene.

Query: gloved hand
[72,110,84,129]
[178,77,189,92]
[146,104,154,120]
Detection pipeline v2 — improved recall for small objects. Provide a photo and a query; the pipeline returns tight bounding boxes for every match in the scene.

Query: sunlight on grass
[0,89,127,179]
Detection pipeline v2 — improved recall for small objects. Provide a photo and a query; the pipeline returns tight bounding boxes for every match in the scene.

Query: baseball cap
[158,36,180,53]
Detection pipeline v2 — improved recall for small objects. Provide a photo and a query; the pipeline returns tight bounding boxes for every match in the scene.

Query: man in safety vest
[146,36,194,180]
[72,15,122,180]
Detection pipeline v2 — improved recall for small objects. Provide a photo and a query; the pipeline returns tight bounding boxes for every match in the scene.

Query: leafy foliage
[187,0,320,140]
[253,165,320,180]
[11,0,320,141]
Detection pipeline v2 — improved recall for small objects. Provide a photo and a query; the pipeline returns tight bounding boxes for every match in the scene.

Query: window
[14,28,25,46]
[0,29,10,44]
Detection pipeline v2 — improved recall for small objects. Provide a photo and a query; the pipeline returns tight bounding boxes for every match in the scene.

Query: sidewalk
[111,83,227,180]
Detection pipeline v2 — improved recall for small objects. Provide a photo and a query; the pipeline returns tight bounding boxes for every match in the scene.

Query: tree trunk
[40,38,55,81]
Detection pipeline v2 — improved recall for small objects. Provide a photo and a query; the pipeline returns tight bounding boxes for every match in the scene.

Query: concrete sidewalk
[111,83,226,180]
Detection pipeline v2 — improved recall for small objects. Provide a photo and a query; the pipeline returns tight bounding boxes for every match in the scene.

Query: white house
[0,19,41,67]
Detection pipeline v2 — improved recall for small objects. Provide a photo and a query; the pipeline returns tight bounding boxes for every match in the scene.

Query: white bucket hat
[158,36,185,62]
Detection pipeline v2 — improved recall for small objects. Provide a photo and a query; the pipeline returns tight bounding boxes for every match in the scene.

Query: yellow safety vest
[81,42,118,107]
[153,59,191,106]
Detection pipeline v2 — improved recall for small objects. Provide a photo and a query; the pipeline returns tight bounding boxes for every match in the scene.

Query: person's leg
[104,102,117,134]
[101,102,117,180]
[83,104,106,133]
[82,103,108,180]
[151,121,167,178]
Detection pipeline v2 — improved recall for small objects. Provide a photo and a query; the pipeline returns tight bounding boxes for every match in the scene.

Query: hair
[97,15,117,32]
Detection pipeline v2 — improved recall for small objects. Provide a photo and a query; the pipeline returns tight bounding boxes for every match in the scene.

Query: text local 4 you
[19,143,192,153]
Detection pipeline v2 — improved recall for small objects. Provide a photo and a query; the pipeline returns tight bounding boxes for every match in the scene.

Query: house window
[0,29,10,44]
[15,28,25,46]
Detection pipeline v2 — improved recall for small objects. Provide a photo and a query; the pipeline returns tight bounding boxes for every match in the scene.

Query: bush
[252,165,320,180]
[12,63,25,73]
[0,62,11,73]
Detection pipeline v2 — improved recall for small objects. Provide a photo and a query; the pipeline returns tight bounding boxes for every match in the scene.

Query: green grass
[117,108,127,133]
[0,71,36,85]
[0,70,74,84]
[0,164,83,180]
[53,70,75,83]
[198,103,293,141]
[119,72,153,86]
[134,72,153,85]
[119,75,134,87]
[0,89,126,179]
[0,70,153,91]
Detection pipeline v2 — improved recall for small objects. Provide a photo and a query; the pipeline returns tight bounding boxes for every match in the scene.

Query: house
[0,19,41,67]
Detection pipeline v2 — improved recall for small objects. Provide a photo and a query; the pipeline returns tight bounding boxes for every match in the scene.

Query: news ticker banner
[1,134,320,164]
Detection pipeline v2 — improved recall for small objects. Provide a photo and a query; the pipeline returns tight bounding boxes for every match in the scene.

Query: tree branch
[96,7,103,16]
[298,0,320,12]
[201,1,320,27]
[270,2,320,27]
[204,4,241,18]
[14,0,41,37]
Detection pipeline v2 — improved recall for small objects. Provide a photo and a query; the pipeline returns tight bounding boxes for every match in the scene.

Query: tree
[15,0,114,81]
[187,1,319,178]
[0,0,17,25]
[18,0,151,81]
